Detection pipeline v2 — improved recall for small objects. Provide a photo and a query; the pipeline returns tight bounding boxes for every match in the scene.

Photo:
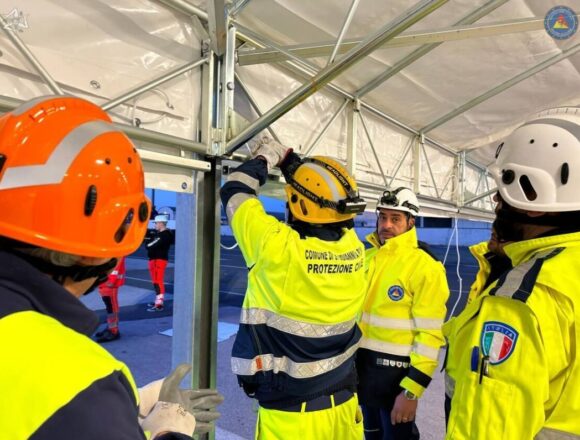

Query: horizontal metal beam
[116,124,207,153]
[464,187,496,205]
[156,0,208,20]
[355,0,509,97]
[226,0,449,154]
[138,148,211,171]
[102,58,207,111]
[237,16,548,66]
[421,42,580,133]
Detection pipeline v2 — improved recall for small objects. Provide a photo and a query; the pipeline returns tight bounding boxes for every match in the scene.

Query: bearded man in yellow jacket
[445,107,580,439]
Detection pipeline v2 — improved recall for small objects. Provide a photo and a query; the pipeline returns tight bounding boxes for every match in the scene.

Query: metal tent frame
[1,2,579,438]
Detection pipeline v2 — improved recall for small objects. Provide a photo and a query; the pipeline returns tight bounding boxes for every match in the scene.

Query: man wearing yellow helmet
[357,187,449,440]
[220,136,367,439]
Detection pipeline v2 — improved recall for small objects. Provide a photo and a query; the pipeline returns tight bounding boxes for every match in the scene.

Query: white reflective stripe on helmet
[240,307,356,338]
[301,162,342,202]
[0,120,118,190]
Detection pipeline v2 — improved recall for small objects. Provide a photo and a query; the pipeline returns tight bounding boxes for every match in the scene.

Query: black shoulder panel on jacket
[417,240,440,262]
[31,371,145,440]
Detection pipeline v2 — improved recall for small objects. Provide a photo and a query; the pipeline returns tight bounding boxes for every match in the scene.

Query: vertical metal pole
[457,151,466,207]
[412,134,422,193]
[358,111,388,187]
[218,26,236,154]
[346,100,359,176]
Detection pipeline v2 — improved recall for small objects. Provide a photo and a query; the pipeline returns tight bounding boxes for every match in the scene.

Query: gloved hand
[140,401,196,439]
[248,135,292,171]
[158,364,224,434]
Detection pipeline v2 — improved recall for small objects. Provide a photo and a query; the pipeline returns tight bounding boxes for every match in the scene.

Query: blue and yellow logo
[387,285,404,301]
[544,6,578,40]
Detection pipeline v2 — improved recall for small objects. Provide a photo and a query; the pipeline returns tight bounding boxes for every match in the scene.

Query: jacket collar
[366,226,418,251]
[504,231,580,267]
[0,251,99,335]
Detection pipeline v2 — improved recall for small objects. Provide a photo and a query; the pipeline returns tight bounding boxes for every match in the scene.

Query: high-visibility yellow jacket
[220,158,367,408]
[0,251,144,440]
[359,228,449,397]
[467,241,491,305]
[444,231,580,439]
[467,241,512,305]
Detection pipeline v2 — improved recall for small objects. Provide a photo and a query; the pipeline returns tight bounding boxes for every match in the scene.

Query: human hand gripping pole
[139,364,224,438]
[248,135,292,171]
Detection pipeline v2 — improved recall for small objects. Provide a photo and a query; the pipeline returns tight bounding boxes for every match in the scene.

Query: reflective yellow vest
[445,231,580,439]
[229,197,366,404]
[360,228,449,397]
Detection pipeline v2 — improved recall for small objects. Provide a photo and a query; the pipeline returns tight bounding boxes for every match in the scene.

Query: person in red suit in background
[95,256,126,342]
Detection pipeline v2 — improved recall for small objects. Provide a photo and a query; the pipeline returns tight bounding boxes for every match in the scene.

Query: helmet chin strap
[7,248,117,294]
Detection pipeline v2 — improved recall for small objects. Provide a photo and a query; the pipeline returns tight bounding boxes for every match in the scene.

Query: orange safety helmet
[0,96,151,258]
[284,156,366,224]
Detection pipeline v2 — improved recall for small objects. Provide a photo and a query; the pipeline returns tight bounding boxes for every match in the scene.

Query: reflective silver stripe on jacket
[231,340,359,378]
[493,248,561,298]
[361,312,413,330]
[413,342,440,360]
[445,374,455,398]
[414,317,444,330]
[536,428,580,439]
[361,313,443,331]
[360,337,412,357]
[227,171,260,192]
[226,192,255,222]
[240,308,356,338]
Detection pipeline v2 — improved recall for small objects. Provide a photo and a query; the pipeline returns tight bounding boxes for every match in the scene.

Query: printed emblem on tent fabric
[480,321,519,365]
[544,6,578,40]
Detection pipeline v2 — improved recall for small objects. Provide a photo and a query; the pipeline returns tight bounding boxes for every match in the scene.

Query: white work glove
[141,401,196,439]
[248,135,292,171]
[139,364,224,435]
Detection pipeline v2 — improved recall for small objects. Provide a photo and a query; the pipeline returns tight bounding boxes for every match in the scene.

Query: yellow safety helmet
[284,156,366,224]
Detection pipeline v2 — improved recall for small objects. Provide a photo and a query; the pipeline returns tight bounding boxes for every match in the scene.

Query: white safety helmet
[489,107,580,212]
[154,214,169,223]
[376,187,420,217]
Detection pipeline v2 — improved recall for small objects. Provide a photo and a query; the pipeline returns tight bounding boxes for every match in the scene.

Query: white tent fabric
[0,0,578,216]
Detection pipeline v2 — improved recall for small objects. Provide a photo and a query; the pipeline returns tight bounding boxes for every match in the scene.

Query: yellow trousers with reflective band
[255,395,363,440]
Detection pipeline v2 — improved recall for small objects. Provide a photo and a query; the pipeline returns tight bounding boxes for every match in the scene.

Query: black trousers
[356,349,420,440]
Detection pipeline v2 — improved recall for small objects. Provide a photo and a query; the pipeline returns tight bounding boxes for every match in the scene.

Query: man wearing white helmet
[145,214,173,312]
[357,187,449,440]
[444,107,580,439]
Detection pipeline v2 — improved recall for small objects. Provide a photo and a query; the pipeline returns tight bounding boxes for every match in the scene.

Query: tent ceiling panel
[227,0,579,165]
[1,0,203,139]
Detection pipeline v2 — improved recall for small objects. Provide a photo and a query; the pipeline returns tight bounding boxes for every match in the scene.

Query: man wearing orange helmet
[0,96,202,439]
[220,136,367,439]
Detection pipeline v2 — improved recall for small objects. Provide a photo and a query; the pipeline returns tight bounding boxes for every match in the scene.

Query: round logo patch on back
[544,6,578,40]
[387,285,404,301]
[481,321,519,365]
